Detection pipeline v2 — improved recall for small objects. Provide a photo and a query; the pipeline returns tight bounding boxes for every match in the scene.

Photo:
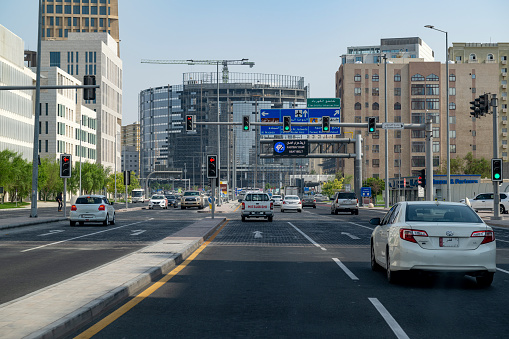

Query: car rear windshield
[152,195,165,199]
[285,196,299,200]
[76,197,103,204]
[166,196,176,199]
[244,194,269,201]
[338,193,356,199]
[184,192,199,196]
[405,204,483,223]
[272,196,281,199]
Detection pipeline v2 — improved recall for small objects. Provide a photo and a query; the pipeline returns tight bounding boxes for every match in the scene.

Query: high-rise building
[0,24,36,161]
[41,0,119,56]
[139,72,308,190]
[121,122,140,175]
[40,32,123,172]
[449,43,509,160]
[335,59,499,200]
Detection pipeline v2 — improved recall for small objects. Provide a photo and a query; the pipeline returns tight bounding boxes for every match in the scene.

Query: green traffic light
[284,126,289,131]
[495,173,501,179]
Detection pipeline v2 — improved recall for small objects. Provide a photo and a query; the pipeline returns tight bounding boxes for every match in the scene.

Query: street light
[425,24,450,201]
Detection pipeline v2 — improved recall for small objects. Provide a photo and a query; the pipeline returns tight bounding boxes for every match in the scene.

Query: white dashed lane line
[332,258,359,281]
[287,222,327,251]
[369,298,410,339]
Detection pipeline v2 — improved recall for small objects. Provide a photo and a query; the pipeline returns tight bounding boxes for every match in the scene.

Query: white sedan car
[70,195,115,226]
[281,195,302,213]
[370,201,496,287]
[148,195,168,209]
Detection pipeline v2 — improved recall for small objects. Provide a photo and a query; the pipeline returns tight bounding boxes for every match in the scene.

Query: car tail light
[283,201,286,205]
[400,228,428,243]
[270,202,273,209]
[71,205,77,211]
[313,199,316,203]
[242,202,245,210]
[471,230,495,244]
[98,205,106,211]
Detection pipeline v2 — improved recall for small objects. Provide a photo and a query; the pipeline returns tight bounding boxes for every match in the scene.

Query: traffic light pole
[492,95,501,220]
[425,117,434,201]
[63,178,67,218]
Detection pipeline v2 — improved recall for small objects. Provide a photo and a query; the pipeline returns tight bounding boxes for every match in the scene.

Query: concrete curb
[0,218,67,230]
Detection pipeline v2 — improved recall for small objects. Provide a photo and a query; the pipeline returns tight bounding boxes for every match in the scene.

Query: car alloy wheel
[371,243,380,271]
[386,249,400,284]
[103,214,109,226]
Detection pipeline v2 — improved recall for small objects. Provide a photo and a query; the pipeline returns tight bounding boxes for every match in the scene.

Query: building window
[394,102,401,110]
[50,52,60,67]
[372,74,379,82]
[394,73,401,82]
[472,88,476,93]
[45,140,48,153]
[354,87,361,96]
[426,74,439,81]
[449,73,456,82]
[91,5,97,14]
[73,5,79,14]
[354,102,361,110]
[450,144,457,153]
[394,144,402,153]
[426,84,440,96]
[82,5,89,14]
[412,130,425,138]
[411,73,425,81]
[365,102,369,108]
[411,99,425,110]
[426,99,440,110]
[354,116,361,123]
[433,156,440,167]
[372,145,379,153]
[372,88,379,96]
[411,84,425,95]
[449,87,456,96]
[412,141,425,153]
[100,6,107,15]
[411,156,426,167]
[449,102,456,110]
[487,53,494,61]
[433,127,439,138]
[433,141,440,153]
[412,113,425,124]
[456,56,462,62]
[372,159,380,168]
[394,159,401,167]
[354,74,361,82]
[394,88,401,96]
[372,102,379,110]
[472,74,476,79]
[394,130,401,138]
[449,130,456,139]
[469,53,477,61]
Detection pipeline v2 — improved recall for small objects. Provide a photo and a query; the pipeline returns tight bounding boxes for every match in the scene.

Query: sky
[1,0,508,125]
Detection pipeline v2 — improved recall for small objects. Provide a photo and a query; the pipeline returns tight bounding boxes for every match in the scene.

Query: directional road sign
[361,187,372,197]
[260,108,341,135]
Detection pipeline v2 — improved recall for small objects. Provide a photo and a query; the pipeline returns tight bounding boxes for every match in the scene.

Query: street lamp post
[425,25,450,201]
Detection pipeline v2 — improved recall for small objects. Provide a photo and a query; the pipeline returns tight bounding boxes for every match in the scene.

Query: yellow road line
[74,220,229,339]
[233,203,241,212]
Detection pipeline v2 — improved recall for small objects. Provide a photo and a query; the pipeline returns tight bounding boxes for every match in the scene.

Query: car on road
[165,195,179,208]
[241,192,274,222]
[271,195,283,207]
[281,195,302,213]
[181,191,205,209]
[460,192,509,214]
[301,195,316,208]
[370,201,496,287]
[70,195,115,226]
[148,195,168,209]
[331,192,358,215]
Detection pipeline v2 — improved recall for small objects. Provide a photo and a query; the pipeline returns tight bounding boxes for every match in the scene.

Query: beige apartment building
[335,59,499,181]
[41,0,119,55]
[450,43,509,159]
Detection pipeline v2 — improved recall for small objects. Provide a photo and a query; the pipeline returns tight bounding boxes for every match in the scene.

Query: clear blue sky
[1,0,508,125]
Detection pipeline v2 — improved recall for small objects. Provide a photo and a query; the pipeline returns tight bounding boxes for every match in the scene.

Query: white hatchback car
[271,195,283,207]
[370,201,496,287]
[281,195,302,213]
[70,195,115,226]
[148,195,168,209]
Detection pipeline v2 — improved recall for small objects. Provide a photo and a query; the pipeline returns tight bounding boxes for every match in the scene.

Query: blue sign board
[361,187,372,197]
[260,108,341,135]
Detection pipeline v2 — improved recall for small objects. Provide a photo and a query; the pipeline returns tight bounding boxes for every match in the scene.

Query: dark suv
[331,192,359,215]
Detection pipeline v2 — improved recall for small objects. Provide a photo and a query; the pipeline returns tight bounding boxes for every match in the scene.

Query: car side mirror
[238,199,242,202]
[110,202,114,205]
[369,217,381,225]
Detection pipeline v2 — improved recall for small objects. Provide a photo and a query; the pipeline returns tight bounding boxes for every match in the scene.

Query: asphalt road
[67,204,509,338]
[0,205,203,304]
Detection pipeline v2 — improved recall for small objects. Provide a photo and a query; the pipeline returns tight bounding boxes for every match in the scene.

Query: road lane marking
[288,222,327,251]
[348,222,374,231]
[74,219,229,339]
[497,268,509,274]
[130,230,147,236]
[369,298,410,339]
[496,239,509,243]
[332,258,359,281]
[341,232,360,240]
[21,221,145,252]
[38,230,65,236]
[253,231,263,238]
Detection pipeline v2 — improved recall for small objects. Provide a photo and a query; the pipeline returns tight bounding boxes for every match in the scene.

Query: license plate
[81,214,94,218]
[439,237,459,247]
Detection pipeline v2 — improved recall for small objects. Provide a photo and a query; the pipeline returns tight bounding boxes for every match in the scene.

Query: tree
[463,152,490,178]
[321,178,344,198]
[363,177,385,198]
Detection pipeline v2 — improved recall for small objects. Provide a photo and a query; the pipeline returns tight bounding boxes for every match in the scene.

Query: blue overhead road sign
[260,108,341,135]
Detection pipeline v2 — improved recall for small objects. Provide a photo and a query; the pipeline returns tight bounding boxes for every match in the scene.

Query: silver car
[70,195,115,226]
[331,192,359,215]
[462,192,509,214]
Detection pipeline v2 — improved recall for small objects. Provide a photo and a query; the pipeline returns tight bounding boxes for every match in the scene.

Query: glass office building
[139,72,308,190]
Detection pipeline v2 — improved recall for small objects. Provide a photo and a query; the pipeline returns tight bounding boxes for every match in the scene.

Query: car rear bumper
[70,211,107,221]
[241,211,273,218]
[390,241,497,273]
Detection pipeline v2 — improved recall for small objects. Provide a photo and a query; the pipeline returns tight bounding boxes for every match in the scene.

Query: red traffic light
[63,156,70,163]
[209,157,215,162]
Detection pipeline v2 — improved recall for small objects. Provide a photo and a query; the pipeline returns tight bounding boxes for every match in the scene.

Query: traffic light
[60,154,72,178]
[322,116,330,132]
[418,168,425,188]
[492,158,503,182]
[470,98,480,118]
[242,115,250,131]
[368,117,376,134]
[283,116,291,132]
[207,155,218,179]
[479,93,490,115]
[185,115,194,131]
[83,75,96,101]
[124,171,131,186]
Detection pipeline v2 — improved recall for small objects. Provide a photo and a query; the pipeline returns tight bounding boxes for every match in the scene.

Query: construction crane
[140,59,255,83]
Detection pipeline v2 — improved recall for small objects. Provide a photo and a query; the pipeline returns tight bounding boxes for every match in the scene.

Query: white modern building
[0,24,36,161]
[40,32,122,171]
[36,67,97,166]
